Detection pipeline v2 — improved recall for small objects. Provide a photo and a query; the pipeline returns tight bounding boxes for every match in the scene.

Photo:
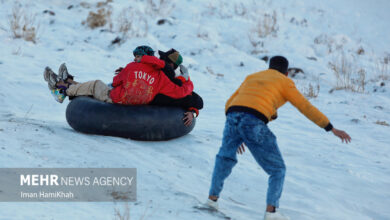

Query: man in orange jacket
[206,56,351,220]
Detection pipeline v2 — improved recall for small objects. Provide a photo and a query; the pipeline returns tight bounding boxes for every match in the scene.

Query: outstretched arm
[283,79,332,130]
[140,55,165,69]
[282,79,351,143]
[159,71,194,99]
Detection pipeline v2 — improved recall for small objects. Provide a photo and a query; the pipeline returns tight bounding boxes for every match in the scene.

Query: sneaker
[205,199,219,210]
[58,63,74,81]
[50,88,66,103]
[43,67,60,90]
[264,210,290,220]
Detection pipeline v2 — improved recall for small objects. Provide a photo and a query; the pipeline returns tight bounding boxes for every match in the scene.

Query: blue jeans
[209,112,286,207]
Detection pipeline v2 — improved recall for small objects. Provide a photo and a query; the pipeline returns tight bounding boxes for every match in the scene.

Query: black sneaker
[58,63,74,82]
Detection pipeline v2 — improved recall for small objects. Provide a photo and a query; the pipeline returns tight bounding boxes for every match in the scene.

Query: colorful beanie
[133,45,155,56]
[158,49,183,69]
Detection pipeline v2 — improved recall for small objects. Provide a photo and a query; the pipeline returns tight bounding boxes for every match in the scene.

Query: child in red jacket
[44,46,193,107]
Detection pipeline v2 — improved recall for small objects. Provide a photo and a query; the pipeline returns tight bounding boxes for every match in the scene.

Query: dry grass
[82,0,113,30]
[81,0,149,41]
[196,26,209,40]
[234,2,247,16]
[116,7,148,41]
[314,34,347,54]
[97,0,113,8]
[203,2,232,19]
[247,34,267,54]
[146,0,175,16]
[206,67,224,78]
[376,55,390,81]
[356,47,365,55]
[83,8,112,29]
[80,0,112,9]
[253,11,278,38]
[303,83,320,99]
[375,120,389,126]
[328,53,366,93]
[247,10,277,54]
[8,4,39,43]
[114,203,130,220]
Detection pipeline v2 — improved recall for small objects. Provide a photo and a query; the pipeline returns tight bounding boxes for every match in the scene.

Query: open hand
[237,143,246,154]
[175,65,189,81]
[183,112,194,127]
[331,128,351,143]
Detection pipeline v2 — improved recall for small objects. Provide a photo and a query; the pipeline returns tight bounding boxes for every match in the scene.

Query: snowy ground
[0,0,389,219]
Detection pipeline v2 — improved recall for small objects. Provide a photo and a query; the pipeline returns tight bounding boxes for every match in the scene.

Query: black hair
[269,56,289,75]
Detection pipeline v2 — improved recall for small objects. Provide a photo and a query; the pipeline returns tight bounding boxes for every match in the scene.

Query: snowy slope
[0,0,389,219]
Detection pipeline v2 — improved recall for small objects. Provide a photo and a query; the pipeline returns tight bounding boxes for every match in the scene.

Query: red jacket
[110,56,194,105]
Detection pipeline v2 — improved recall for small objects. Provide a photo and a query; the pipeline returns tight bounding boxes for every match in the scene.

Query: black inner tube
[66,96,196,141]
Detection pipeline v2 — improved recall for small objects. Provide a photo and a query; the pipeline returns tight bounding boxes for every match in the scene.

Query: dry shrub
[202,2,230,18]
[376,55,390,81]
[247,10,277,54]
[80,2,92,9]
[196,26,209,40]
[356,69,366,92]
[80,0,112,9]
[290,17,308,27]
[303,83,320,98]
[9,4,39,43]
[247,33,267,54]
[206,67,224,78]
[146,0,175,16]
[375,120,389,126]
[117,7,148,41]
[314,34,347,54]
[328,53,366,93]
[82,0,113,30]
[114,203,130,220]
[84,8,112,29]
[253,11,278,38]
[97,0,113,8]
[356,47,365,55]
[234,2,247,16]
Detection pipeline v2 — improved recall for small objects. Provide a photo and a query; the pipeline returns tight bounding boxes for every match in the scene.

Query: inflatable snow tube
[65,96,196,141]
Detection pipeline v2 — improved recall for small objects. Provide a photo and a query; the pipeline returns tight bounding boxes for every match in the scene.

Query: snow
[0,0,389,219]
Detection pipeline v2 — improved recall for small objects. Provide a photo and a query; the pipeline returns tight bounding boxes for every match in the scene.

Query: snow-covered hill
[0,0,389,219]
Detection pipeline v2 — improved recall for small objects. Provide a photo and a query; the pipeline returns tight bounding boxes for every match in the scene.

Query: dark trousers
[150,92,203,110]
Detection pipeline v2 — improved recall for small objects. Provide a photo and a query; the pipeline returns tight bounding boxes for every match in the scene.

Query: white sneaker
[264,210,290,220]
[206,199,219,210]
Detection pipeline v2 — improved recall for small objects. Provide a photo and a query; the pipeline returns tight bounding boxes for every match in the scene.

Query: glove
[176,65,189,82]
[115,67,123,75]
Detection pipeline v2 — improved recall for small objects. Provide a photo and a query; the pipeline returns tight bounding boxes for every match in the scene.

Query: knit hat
[133,45,155,56]
[158,49,183,69]
[269,56,289,75]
